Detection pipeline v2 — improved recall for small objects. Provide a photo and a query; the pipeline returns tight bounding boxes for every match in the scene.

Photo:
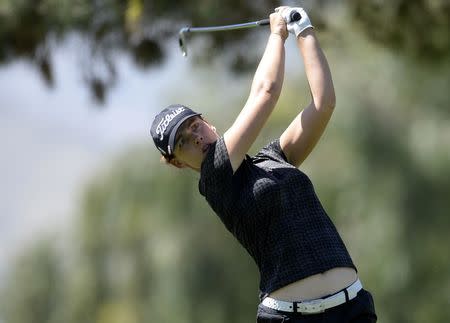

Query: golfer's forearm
[250,33,285,99]
[297,29,335,110]
[224,33,285,172]
[231,33,285,145]
[233,33,285,142]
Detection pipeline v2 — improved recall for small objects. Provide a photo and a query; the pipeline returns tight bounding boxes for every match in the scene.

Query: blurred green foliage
[1,0,448,102]
[0,0,278,102]
[1,1,450,323]
[348,0,449,61]
[0,153,260,323]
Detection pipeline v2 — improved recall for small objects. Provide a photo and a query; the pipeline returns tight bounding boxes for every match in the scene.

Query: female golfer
[151,6,376,323]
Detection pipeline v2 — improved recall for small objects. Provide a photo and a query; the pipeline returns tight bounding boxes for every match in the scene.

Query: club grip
[290,11,301,22]
[258,10,302,26]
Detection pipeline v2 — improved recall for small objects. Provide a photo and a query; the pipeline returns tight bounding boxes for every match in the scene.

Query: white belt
[261,279,363,314]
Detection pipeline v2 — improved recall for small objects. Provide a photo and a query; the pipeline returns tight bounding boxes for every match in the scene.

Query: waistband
[261,279,363,314]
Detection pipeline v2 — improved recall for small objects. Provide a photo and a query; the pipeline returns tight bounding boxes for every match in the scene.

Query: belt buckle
[297,299,326,314]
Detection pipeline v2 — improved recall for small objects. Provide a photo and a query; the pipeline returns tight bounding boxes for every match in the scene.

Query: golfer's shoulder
[253,138,288,164]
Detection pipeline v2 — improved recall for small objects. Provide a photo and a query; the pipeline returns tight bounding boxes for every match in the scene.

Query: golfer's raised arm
[224,12,287,173]
[280,12,336,167]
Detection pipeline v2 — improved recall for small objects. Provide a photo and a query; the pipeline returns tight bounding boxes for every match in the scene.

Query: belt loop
[293,301,298,313]
[344,289,349,302]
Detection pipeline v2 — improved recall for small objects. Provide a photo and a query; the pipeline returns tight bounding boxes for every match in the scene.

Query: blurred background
[0,0,449,322]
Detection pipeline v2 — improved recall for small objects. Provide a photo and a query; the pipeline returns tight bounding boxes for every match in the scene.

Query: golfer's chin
[187,155,206,172]
[192,151,209,172]
[189,142,214,171]
[183,161,201,172]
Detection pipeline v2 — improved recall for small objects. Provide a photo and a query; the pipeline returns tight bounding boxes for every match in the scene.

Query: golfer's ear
[208,123,217,134]
[169,158,186,169]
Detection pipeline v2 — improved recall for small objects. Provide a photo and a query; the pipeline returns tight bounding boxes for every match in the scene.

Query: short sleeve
[254,139,289,164]
[198,137,234,197]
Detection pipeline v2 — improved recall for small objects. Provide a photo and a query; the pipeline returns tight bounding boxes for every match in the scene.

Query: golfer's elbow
[255,79,282,101]
[325,91,336,110]
[314,88,336,111]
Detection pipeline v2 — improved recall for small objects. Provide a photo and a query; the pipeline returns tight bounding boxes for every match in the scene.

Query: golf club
[179,11,301,57]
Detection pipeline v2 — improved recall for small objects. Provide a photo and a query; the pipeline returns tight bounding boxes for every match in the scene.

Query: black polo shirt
[198,137,356,295]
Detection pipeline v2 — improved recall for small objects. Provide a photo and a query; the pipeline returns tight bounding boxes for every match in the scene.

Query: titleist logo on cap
[155,107,185,140]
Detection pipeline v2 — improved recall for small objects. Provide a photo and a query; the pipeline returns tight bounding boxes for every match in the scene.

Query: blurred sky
[0,31,299,283]
[0,22,313,289]
[0,34,194,280]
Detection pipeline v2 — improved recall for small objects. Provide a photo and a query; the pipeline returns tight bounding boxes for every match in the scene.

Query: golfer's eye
[178,138,184,148]
[192,122,199,131]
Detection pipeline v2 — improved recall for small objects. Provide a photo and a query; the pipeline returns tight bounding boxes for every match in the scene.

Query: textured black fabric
[199,137,356,295]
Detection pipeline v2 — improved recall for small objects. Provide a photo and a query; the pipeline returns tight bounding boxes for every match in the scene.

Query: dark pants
[256,289,377,323]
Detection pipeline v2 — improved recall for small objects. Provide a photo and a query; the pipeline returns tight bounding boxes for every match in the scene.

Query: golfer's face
[174,117,218,169]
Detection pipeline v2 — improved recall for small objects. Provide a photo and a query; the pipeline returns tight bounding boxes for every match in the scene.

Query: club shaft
[179,12,301,57]
[184,19,269,33]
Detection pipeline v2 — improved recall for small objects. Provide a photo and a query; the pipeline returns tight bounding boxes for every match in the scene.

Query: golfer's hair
[160,155,172,165]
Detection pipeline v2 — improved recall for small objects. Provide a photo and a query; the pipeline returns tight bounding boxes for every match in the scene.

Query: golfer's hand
[276,6,313,38]
[269,11,288,41]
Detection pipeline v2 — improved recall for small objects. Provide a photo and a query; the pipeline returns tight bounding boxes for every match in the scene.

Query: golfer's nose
[194,135,203,145]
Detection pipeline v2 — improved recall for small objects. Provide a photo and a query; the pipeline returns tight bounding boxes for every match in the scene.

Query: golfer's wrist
[270,32,287,42]
[296,27,315,41]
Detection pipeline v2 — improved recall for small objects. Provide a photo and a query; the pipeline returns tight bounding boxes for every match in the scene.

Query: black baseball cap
[150,104,201,157]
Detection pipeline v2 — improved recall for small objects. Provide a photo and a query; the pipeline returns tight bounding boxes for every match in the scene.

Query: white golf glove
[280,7,313,38]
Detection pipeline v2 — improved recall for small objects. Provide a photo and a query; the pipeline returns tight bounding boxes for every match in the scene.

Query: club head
[178,27,189,57]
